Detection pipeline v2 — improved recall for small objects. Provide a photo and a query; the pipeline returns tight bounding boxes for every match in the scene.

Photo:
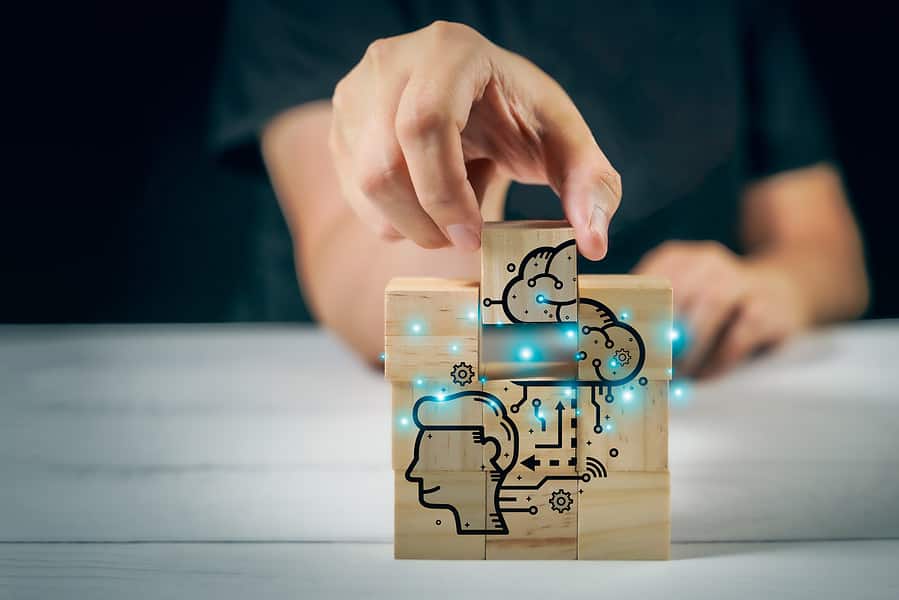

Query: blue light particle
[450,343,459,353]
[411,322,423,334]
[479,376,488,384]
[519,347,534,361]
[623,390,633,403]
[379,352,386,362]
[674,387,683,397]
[669,328,680,341]
[621,311,629,320]
[467,310,477,321]
[566,329,575,339]
[399,417,409,426]
[415,378,424,386]
[610,359,618,368]
[536,294,546,304]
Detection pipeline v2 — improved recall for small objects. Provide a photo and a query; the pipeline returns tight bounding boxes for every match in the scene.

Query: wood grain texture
[394,470,486,559]
[384,278,479,382]
[578,275,672,381]
[485,479,578,560]
[578,471,670,560]
[480,221,577,325]
[482,380,577,474]
[577,380,668,473]
[392,381,483,471]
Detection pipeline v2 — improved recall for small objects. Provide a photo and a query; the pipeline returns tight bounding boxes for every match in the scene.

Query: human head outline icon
[404,391,519,535]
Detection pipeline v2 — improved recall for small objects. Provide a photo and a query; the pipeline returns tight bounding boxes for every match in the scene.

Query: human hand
[329,20,620,259]
[634,241,811,378]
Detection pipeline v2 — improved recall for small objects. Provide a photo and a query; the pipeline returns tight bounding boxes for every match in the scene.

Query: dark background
[3,2,897,324]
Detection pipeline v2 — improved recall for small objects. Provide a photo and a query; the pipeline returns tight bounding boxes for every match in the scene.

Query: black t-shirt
[211,0,833,277]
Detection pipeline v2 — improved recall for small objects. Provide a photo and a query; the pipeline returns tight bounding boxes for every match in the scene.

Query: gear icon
[614,347,632,366]
[549,489,573,513]
[450,361,475,386]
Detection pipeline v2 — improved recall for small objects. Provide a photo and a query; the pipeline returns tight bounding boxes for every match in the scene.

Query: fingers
[538,81,621,261]
[395,51,490,251]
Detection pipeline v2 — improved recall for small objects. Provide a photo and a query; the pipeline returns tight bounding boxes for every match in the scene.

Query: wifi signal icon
[584,457,607,479]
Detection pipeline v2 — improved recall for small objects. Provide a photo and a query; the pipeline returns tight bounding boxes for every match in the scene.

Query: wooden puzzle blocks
[387,221,672,560]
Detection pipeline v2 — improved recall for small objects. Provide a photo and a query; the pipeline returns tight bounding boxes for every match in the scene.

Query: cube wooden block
[481,380,578,474]
[578,275,672,382]
[577,380,668,473]
[578,471,671,560]
[392,380,483,472]
[384,278,479,382]
[485,479,578,560]
[480,221,578,325]
[395,470,486,559]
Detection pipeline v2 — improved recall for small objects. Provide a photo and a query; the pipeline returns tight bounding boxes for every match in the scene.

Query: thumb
[539,96,622,261]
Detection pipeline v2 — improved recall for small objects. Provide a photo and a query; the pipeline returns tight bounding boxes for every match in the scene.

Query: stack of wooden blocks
[385,221,672,560]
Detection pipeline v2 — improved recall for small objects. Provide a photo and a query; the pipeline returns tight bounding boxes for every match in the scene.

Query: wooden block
[395,470,486,559]
[578,471,670,560]
[384,278,479,382]
[486,479,578,559]
[480,221,578,325]
[578,275,672,382]
[577,380,668,473]
[392,381,484,472]
[481,380,577,475]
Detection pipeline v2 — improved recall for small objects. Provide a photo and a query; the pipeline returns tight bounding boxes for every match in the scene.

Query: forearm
[262,103,498,363]
[741,164,869,326]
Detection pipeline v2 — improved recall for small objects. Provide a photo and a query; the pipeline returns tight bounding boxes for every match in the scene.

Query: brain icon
[491,239,578,323]
[578,298,645,385]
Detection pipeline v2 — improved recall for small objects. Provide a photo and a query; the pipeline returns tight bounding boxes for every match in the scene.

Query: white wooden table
[1,323,898,599]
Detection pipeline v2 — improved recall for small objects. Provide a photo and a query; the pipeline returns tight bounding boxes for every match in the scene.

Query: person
[211,1,868,378]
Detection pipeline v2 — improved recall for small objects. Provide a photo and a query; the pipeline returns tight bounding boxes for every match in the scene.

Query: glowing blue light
[450,343,459,353]
[411,322,423,334]
[621,311,629,320]
[467,310,477,321]
[564,387,572,397]
[489,401,497,409]
[379,352,386,362]
[436,392,447,401]
[610,359,618,368]
[667,368,674,377]
[519,347,534,361]
[566,329,575,339]
[536,294,546,304]
[623,390,633,403]
[669,328,680,341]
[400,417,409,426]
[537,411,545,419]
[674,387,683,397]
[605,423,614,432]
[479,376,488,384]
[415,378,424,386]
[575,409,582,416]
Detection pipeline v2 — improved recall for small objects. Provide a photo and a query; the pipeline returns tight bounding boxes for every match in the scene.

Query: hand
[634,241,811,378]
[329,20,620,259]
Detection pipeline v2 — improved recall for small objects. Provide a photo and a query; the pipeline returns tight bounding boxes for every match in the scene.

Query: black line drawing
[482,239,578,323]
[450,361,475,386]
[584,457,608,479]
[549,489,574,513]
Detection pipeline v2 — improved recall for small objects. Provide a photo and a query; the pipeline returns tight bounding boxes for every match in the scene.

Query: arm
[635,163,868,377]
[261,102,504,364]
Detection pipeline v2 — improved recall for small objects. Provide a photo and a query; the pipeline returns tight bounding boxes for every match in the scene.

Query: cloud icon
[577,298,645,385]
[483,239,578,323]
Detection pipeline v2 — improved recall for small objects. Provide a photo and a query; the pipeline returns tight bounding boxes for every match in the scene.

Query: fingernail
[587,192,610,259]
[446,224,481,252]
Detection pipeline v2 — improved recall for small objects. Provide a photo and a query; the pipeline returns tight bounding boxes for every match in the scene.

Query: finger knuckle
[375,222,402,241]
[395,103,450,141]
[364,38,392,63]
[426,20,475,43]
[596,168,622,201]
[357,163,401,198]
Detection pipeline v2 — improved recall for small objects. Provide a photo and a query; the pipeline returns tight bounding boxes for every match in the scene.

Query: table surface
[1,322,898,599]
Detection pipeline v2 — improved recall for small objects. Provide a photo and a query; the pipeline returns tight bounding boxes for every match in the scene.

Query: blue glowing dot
[667,368,674,376]
[436,392,446,401]
[450,343,459,352]
[399,417,409,426]
[621,312,629,320]
[379,352,386,362]
[415,379,424,386]
[519,347,534,361]
[566,329,575,338]
[610,359,618,368]
[467,310,477,321]
[537,411,545,419]
[674,387,683,397]
[479,376,488,384]
[411,322,423,334]
[564,388,572,397]
[669,328,680,341]
[605,423,614,432]
[489,401,497,409]
[623,390,633,403]
[536,294,546,304]
[575,409,582,416]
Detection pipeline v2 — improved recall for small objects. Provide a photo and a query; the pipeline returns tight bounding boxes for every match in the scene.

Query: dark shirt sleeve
[743,2,835,179]
[209,0,411,170]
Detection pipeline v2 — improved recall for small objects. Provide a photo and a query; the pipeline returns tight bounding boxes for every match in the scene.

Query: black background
[3,2,897,323]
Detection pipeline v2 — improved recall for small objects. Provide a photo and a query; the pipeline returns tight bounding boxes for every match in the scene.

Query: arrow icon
[520,454,541,471]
